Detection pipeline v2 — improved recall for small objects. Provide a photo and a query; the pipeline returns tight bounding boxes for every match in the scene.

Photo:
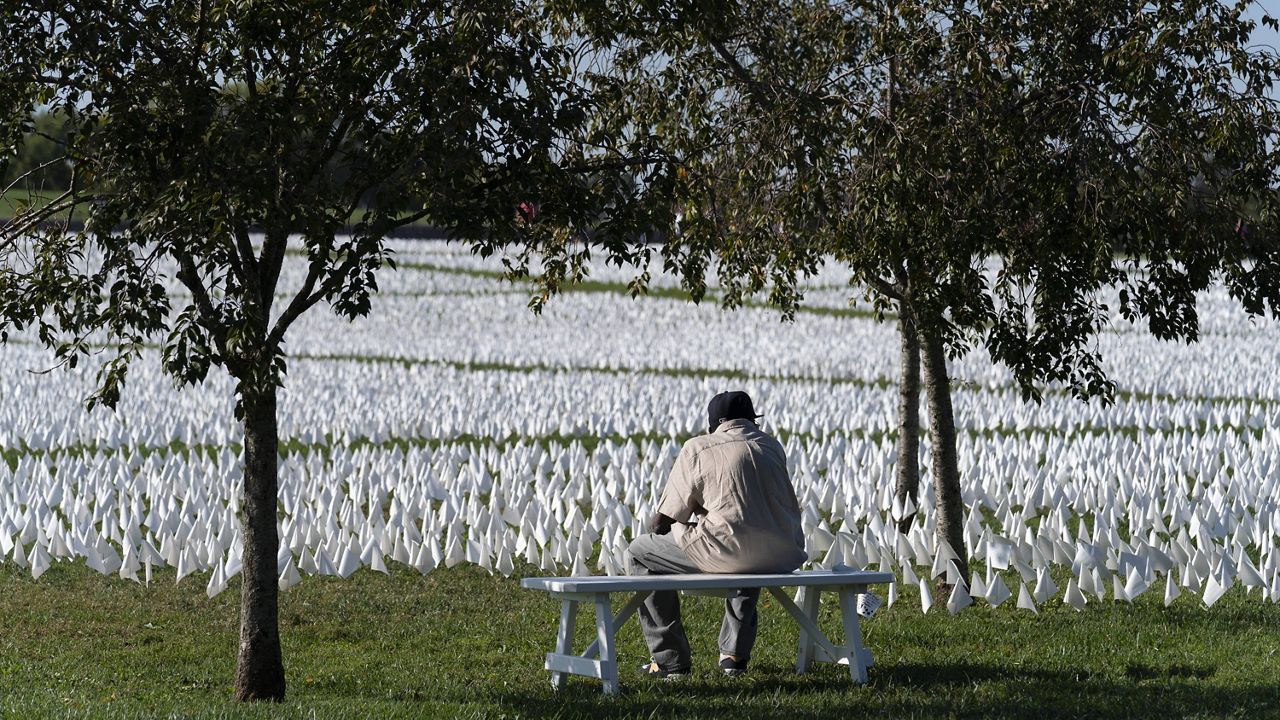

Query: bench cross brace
[767,585,872,683]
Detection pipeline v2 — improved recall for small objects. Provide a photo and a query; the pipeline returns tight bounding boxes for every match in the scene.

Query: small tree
[0,0,660,700]
[578,0,1280,584]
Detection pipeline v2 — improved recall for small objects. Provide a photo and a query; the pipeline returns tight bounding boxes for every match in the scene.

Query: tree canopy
[574,0,1280,579]
[589,0,1280,387]
[1,1,671,402]
[0,0,668,700]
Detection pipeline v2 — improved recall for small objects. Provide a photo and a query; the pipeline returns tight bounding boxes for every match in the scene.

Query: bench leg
[551,598,578,690]
[837,587,870,684]
[593,594,619,695]
[795,586,821,674]
[582,591,645,660]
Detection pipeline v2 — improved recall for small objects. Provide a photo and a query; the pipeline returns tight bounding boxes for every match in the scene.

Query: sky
[1242,1,1280,96]
[1247,1,1280,52]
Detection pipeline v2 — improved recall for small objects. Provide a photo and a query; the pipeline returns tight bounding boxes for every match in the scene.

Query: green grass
[1,562,1277,719]
[0,188,74,221]
[392,258,883,319]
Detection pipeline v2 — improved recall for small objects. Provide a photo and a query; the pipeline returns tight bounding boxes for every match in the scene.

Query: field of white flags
[2,239,1279,616]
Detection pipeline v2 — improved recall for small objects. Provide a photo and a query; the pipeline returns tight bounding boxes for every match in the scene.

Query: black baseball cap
[708,391,763,433]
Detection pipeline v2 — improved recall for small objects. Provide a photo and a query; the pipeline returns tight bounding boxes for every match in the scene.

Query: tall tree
[0,0,661,700]
[575,0,1280,585]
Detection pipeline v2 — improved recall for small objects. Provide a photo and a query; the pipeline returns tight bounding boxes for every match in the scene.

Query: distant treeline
[3,111,1273,253]
[2,111,73,190]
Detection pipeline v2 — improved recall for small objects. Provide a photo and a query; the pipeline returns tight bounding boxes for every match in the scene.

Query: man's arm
[653,443,699,534]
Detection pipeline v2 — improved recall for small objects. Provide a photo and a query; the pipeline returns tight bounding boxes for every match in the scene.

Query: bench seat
[521,569,895,694]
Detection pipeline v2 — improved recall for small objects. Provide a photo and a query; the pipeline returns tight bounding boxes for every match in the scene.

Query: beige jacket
[657,418,807,573]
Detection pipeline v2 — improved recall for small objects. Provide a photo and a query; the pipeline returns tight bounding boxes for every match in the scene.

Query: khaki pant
[627,532,759,671]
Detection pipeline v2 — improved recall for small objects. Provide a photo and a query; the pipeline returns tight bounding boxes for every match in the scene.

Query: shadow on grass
[490,661,1280,720]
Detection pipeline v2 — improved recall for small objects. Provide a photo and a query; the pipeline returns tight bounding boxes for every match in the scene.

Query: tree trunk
[233,384,286,701]
[894,304,921,534]
[919,329,970,587]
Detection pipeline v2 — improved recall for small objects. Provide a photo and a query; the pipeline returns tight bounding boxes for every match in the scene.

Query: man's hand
[650,512,674,535]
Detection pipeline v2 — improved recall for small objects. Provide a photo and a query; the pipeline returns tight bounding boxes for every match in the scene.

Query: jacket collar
[715,418,757,434]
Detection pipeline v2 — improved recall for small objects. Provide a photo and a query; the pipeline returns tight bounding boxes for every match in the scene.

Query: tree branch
[708,38,771,110]
[0,197,78,243]
[867,275,904,301]
[173,245,232,362]
[265,244,370,351]
[193,0,209,54]
[232,224,263,310]
[264,250,325,351]
[257,230,288,319]
[2,156,73,197]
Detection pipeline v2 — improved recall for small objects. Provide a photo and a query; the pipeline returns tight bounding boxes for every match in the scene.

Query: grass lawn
[0,188,73,221]
[2,562,1277,719]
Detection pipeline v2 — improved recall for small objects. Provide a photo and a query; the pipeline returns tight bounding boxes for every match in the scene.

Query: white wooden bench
[520,569,895,694]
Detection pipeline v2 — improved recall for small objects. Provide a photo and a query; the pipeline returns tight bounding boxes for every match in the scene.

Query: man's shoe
[719,656,748,677]
[638,661,689,680]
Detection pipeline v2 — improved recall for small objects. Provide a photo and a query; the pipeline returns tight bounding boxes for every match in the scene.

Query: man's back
[659,418,807,573]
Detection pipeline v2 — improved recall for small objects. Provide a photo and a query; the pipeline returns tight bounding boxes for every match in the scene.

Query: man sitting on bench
[628,391,807,679]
